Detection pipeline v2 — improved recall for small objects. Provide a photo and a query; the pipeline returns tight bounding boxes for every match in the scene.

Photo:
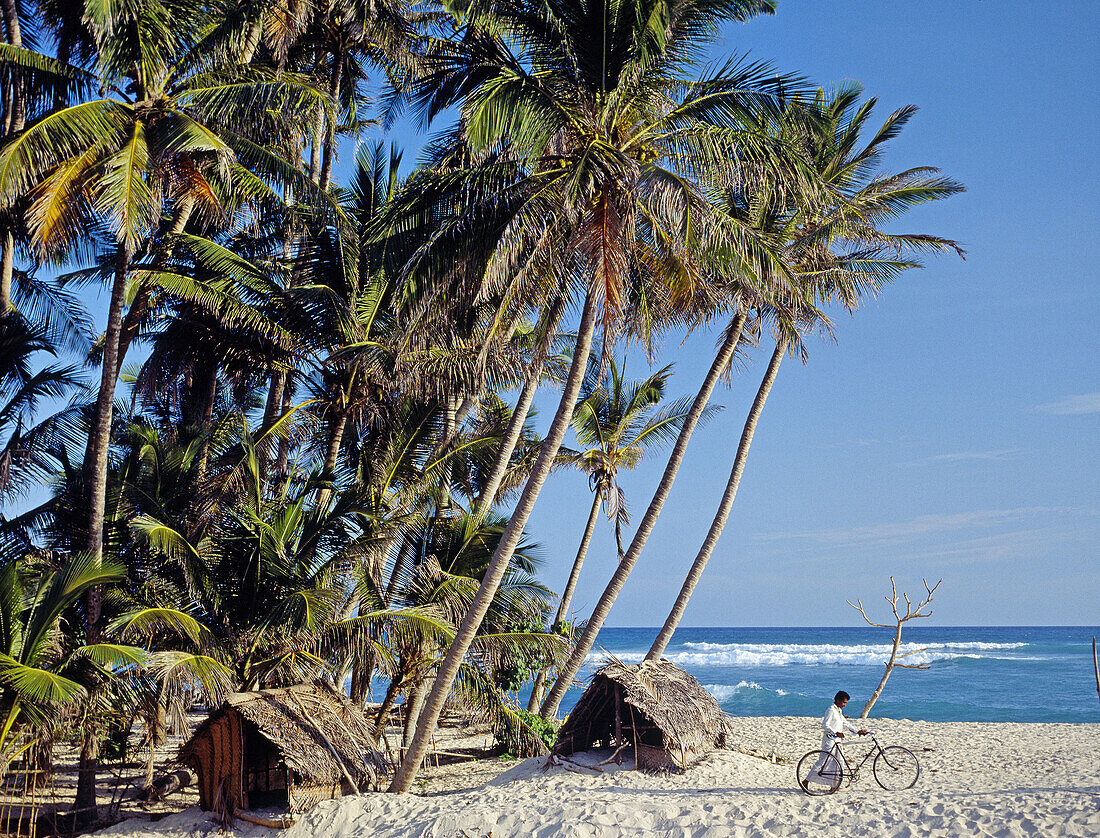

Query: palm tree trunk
[241,16,264,63]
[75,242,133,819]
[308,104,324,184]
[646,335,787,662]
[556,485,603,629]
[114,196,196,380]
[318,48,343,192]
[389,288,600,793]
[437,396,457,514]
[470,294,566,517]
[372,677,402,738]
[0,0,22,318]
[527,485,604,711]
[194,363,219,482]
[315,409,349,508]
[274,376,293,490]
[1,1,21,51]
[401,679,428,751]
[84,243,133,631]
[539,312,747,720]
[0,234,13,316]
[263,370,287,430]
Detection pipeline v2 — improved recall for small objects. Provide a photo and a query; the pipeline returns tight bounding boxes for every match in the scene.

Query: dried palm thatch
[553,660,732,771]
[180,683,387,815]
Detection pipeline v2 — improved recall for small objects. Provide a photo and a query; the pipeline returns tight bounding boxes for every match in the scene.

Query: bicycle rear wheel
[873,745,919,790]
[796,749,843,795]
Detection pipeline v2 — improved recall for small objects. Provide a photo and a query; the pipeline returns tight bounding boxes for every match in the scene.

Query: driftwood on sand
[553,660,732,771]
[136,768,194,802]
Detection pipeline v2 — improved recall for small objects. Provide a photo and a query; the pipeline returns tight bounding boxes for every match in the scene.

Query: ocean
[535,626,1100,723]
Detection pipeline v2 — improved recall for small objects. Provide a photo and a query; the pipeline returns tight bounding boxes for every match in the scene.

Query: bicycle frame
[827,734,884,785]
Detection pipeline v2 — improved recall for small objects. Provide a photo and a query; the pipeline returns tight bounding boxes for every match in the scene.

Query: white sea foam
[704,681,790,702]
[589,640,1032,668]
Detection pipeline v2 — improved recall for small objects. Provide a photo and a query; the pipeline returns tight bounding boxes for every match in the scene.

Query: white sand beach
[94,716,1100,838]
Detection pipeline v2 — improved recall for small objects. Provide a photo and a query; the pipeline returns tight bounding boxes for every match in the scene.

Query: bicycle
[796,732,919,795]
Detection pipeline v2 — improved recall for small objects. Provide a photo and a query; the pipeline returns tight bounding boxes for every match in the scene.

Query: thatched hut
[553,660,732,771]
[179,683,385,815]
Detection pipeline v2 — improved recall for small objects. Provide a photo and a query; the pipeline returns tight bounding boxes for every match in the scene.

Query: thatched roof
[182,683,382,788]
[554,660,732,769]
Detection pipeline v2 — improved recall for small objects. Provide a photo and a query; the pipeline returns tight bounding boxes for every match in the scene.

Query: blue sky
[38,1,1098,627]
[452,0,1099,626]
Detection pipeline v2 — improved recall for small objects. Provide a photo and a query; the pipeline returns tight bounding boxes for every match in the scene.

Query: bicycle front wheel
[796,750,843,795]
[873,745,919,790]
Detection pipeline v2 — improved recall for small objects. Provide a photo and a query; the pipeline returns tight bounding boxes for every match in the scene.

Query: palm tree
[526,357,710,710]
[0,551,123,772]
[0,1,323,702]
[540,88,964,716]
[0,314,82,506]
[644,88,965,661]
[0,9,317,789]
[389,0,795,791]
[378,510,560,749]
[0,548,213,777]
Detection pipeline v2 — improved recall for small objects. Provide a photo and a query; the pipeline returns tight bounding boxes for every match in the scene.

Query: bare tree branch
[848,577,943,718]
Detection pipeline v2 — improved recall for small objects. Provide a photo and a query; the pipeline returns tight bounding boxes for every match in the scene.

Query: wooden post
[627,703,638,771]
[614,687,622,747]
[1093,637,1099,706]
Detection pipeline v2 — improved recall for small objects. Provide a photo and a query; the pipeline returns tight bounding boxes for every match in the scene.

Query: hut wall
[636,742,677,772]
[185,711,246,812]
[288,778,355,813]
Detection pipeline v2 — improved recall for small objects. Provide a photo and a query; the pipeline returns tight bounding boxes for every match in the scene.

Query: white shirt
[822,704,859,740]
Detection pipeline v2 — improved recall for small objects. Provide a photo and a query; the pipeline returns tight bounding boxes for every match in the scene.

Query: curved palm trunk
[241,16,264,64]
[471,293,567,518]
[75,243,132,818]
[263,370,287,430]
[389,289,599,793]
[646,336,787,662]
[372,676,403,738]
[308,105,324,184]
[555,485,604,629]
[401,680,427,752]
[539,312,747,720]
[527,485,603,711]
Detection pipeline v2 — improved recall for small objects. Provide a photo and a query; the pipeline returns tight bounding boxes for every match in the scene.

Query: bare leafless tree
[848,577,942,719]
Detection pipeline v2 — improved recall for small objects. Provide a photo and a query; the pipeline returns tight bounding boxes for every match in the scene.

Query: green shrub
[493,709,559,758]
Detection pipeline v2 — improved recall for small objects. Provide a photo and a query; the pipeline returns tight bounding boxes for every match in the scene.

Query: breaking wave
[589,641,1032,668]
[704,681,789,702]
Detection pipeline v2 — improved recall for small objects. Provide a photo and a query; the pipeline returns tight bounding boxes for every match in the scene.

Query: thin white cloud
[920,449,1021,464]
[868,526,1071,567]
[928,449,1019,462]
[1033,392,1100,415]
[756,507,1063,546]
